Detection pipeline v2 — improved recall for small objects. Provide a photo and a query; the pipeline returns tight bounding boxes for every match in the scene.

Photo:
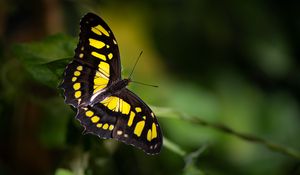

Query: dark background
[1,0,300,175]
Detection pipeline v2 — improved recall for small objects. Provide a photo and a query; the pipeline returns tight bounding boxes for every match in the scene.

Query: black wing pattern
[60,13,121,107]
[76,88,162,154]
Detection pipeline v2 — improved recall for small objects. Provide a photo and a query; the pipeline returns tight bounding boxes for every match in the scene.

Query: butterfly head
[122,78,131,87]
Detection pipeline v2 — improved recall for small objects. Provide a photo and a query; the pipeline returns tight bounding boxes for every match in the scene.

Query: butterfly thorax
[89,78,130,106]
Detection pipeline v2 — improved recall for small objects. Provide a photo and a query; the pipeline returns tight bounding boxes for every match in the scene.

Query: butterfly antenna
[128,51,158,88]
[131,80,158,88]
[128,51,143,79]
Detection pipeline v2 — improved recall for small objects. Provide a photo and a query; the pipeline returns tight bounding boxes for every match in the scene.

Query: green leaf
[13,34,76,88]
[55,168,74,175]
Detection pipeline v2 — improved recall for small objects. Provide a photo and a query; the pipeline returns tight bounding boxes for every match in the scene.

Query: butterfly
[60,13,162,154]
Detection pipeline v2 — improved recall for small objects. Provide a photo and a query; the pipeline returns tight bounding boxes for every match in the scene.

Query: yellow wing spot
[96,71,108,79]
[109,97,119,111]
[73,83,81,90]
[119,99,123,113]
[91,26,101,35]
[134,121,145,137]
[79,53,84,58]
[113,40,117,44]
[89,38,105,49]
[99,61,110,77]
[96,25,110,36]
[94,77,108,85]
[121,101,130,114]
[151,112,155,118]
[74,71,81,76]
[93,85,107,94]
[128,111,135,127]
[151,123,157,139]
[91,25,110,36]
[106,45,110,48]
[109,125,114,131]
[92,51,106,61]
[135,107,142,113]
[108,53,113,59]
[101,96,113,106]
[96,123,102,128]
[91,116,100,123]
[77,66,83,71]
[75,91,81,98]
[85,110,94,117]
[147,129,152,141]
[101,97,123,112]
[143,116,146,120]
[81,46,84,51]
[102,123,109,130]
[117,130,123,135]
[72,77,77,82]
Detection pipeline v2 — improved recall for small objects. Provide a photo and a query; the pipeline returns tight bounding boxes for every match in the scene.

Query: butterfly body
[60,13,162,154]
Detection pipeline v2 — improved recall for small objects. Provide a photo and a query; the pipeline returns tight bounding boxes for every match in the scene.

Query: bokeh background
[1,0,300,175]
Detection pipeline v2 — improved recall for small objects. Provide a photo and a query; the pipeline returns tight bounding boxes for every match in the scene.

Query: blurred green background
[1,0,300,175]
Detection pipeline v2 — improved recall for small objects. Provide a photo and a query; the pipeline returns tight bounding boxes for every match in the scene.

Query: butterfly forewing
[61,12,163,155]
[61,13,121,107]
[76,13,121,81]
[60,61,96,107]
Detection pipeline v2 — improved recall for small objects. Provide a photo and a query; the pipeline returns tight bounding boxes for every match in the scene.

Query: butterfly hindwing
[76,104,117,139]
[61,13,121,107]
[112,89,162,154]
[75,88,162,154]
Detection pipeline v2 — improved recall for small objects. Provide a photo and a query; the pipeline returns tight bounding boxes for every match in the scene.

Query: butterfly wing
[76,88,163,154]
[60,13,121,107]
[113,89,163,154]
